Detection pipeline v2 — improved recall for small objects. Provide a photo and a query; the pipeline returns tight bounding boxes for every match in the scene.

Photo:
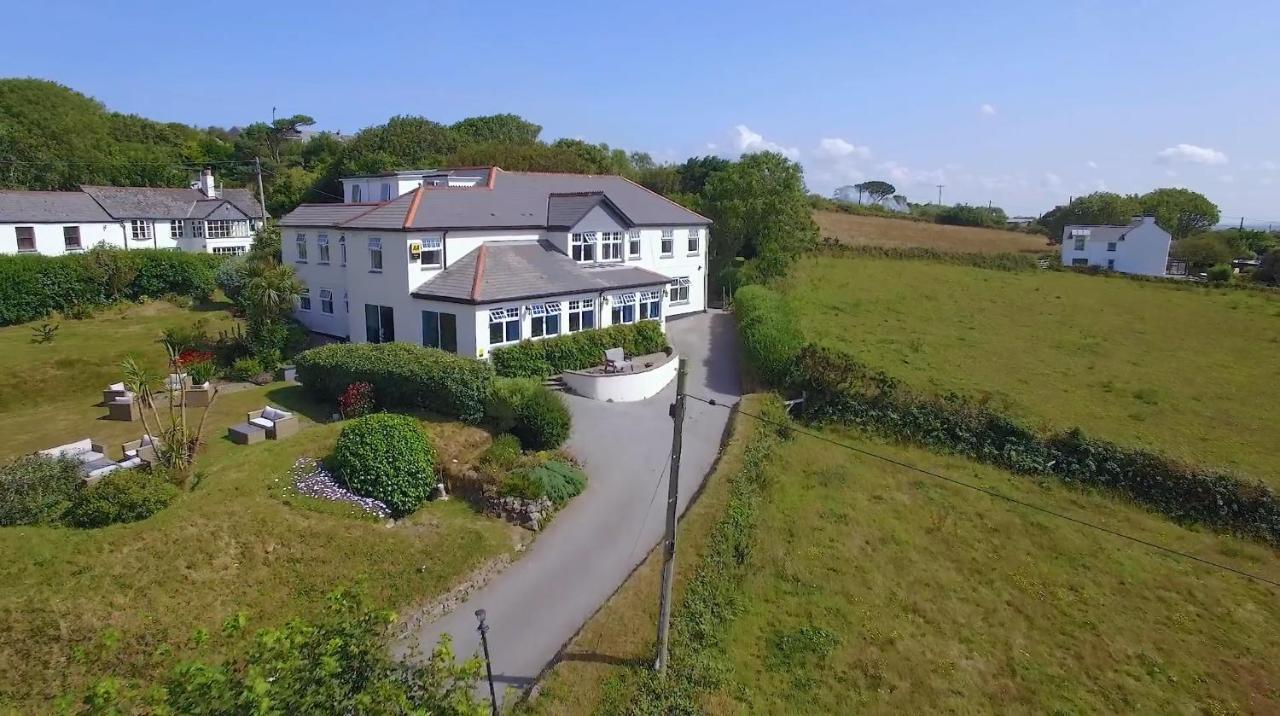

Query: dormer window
[572,232,596,262]
[600,231,623,262]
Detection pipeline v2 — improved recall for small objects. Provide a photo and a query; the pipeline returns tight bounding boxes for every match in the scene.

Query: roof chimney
[200,167,217,199]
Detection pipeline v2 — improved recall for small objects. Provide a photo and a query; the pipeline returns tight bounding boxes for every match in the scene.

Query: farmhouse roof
[281,168,710,231]
[80,185,263,220]
[410,239,670,304]
[1062,216,1160,243]
[0,190,114,223]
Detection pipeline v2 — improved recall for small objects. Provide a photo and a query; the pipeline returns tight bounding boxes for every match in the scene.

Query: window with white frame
[421,237,443,267]
[530,301,561,338]
[211,245,246,256]
[1106,241,1117,252]
[567,298,595,332]
[488,306,521,345]
[1071,229,1088,251]
[352,185,362,202]
[600,231,623,261]
[298,287,311,311]
[368,237,383,271]
[15,226,35,252]
[206,220,237,238]
[611,292,637,325]
[191,220,205,239]
[318,234,330,263]
[339,235,347,265]
[571,232,596,262]
[627,229,641,258]
[639,290,662,321]
[380,183,393,201]
[319,288,334,314]
[295,233,307,262]
[687,228,699,255]
[343,290,349,313]
[130,220,154,241]
[660,229,674,256]
[170,220,183,240]
[670,276,691,304]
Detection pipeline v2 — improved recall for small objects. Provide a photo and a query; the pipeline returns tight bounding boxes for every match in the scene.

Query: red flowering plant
[176,350,215,369]
[339,382,376,419]
[176,350,217,385]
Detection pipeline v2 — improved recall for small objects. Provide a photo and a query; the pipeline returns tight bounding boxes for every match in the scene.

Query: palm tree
[243,262,302,324]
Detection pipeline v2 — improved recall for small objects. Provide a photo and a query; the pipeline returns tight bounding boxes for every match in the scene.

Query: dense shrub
[524,460,586,505]
[215,256,249,304]
[734,284,804,386]
[0,248,221,326]
[498,470,544,500]
[338,381,376,418]
[229,357,264,382]
[485,377,542,433]
[511,387,571,450]
[296,342,494,423]
[0,455,83,526]
[490,322,668,378]
[1206,263,1233,283]
[332,414,437,516]
[61,469,179,528]
[480,434,523,472]
[935,203,1004,228]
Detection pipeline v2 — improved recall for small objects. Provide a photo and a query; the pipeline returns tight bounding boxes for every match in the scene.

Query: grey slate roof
[545,192,631,229]
[1062,219,1142,243]
[277,203,383,227]
[281,168,710,231]
[0,191,114,223]
[411,240,672,304]
[80,185,262,220]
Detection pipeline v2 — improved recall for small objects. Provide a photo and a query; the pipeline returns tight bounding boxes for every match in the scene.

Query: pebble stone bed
[289,456,392,519]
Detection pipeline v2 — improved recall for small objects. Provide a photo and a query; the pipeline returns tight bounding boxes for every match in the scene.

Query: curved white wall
[561,354,678,402]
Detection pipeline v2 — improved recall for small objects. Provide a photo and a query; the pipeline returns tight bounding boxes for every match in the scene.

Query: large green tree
[449,113,541,145]
[1138,187,1220,239]
[857,180,896,204]
[701,152,819,280]
[1039,192,1143,243]
[1171,234,1235,271]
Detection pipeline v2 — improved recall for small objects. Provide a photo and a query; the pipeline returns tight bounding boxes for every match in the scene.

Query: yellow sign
[409,241,422,260]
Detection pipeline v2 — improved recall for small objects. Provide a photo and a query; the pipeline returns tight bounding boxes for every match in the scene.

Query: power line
[0,157,257,167]
[683,394,1280,590]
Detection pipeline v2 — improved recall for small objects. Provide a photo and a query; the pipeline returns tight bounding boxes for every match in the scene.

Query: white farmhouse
[0,169,264,256]
[279,167,710,359]
[1060,215,1171,276]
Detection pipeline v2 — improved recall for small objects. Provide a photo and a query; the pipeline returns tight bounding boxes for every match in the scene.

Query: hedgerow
[295,342,494,423]
[735,286,1280,546]
[733,284,804,386]
[0,247,220,325]
[489,322,668,378]
[813,238,1044,272]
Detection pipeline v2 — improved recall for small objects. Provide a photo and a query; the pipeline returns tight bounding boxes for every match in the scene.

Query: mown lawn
[525,401,1280,714]
[784,256,1280,487]
[815,210,1051,255]
[0,303,520,711]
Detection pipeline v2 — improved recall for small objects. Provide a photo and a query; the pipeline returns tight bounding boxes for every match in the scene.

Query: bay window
[571,232,596,262]
[489,306,521,345]
[600,231,623,261]
[567,299,595,333]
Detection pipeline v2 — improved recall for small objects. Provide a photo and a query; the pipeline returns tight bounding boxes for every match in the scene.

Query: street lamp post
[475,609,498,715]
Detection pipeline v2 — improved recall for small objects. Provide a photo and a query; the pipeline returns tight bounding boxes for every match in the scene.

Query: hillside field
[784,255,1280,488]
[815,210,1052,254]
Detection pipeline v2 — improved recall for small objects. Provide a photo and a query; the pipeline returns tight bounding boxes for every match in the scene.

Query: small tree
[121,344,218,484]
[859,180,896,205]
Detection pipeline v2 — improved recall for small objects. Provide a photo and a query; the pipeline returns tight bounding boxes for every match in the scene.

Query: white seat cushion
[261,406,290,421]
[107,382,125,392]
[87,463,120,479]
[249,417,273,429]
[118,457,144,469]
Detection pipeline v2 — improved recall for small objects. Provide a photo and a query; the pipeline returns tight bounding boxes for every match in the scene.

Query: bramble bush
[61,469,179,529]
[296,342,494,424]
[332,414,437,517]
[490,322,668,378]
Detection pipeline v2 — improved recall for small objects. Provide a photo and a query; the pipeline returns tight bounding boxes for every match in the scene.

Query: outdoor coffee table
[227,422,266,445]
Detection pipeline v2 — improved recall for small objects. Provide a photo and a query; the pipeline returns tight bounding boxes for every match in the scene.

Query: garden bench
[604,347,632,373]
[247,406,298,440]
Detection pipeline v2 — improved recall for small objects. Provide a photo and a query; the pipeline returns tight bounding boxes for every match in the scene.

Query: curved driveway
[401,310,740,703]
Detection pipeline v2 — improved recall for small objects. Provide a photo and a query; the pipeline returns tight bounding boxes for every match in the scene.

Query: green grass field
[0,302,518,710]
[784,255,1280,487]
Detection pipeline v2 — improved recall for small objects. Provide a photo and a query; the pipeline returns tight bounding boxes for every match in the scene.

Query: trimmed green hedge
[490,322,669,378]
[0,247,220,325]
[332,413,437,517]
[0,455,83,526]
[735,286,1280,546]
[295,342,494,424]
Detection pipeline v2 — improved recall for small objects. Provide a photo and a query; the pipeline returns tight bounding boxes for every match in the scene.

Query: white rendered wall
[1060,220,1170,277]
[561,353,678,402]
[0,221,125,255]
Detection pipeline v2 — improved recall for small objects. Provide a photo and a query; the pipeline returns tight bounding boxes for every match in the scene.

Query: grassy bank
[785,255,1280,487]
[815,210,1050,255]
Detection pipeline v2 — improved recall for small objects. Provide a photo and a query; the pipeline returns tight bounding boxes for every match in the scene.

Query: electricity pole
[254,157,268,222]
[936,184,945,205]
[655,357,688,674]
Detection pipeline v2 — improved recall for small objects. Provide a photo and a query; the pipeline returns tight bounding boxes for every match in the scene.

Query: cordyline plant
[121,343,219,486]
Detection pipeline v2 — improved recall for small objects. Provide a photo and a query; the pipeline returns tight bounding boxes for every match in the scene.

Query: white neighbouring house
[0,169,265,256]
[1060,215,1171,276]
[279,167,711,359]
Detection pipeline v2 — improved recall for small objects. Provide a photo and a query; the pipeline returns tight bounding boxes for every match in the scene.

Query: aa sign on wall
[408,241,422,260]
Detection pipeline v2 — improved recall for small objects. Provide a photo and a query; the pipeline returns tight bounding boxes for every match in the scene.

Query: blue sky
[4,0,1279,220]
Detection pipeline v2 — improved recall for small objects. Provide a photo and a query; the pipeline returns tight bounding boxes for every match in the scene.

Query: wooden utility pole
[254,157,268,221]
[655,357,688,674]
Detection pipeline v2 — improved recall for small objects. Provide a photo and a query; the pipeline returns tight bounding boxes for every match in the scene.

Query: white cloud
[1042,172,1063,189]
[1086,160,1099,169]
[1164,169,1178,178]
[1217,174,1235,184]
[1260,160,1278,171]
[1155,143,1228,165]
[979,103,997,117]
[877,161,947,188]
[733,124,799,159]
[816,137,870,160]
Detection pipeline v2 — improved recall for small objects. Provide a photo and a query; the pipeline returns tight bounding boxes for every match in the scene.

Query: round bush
[0,455,83,526]
[485,377,542,433]
[511,387,571,450]
[62,469,179,529]
[332,414,437,517]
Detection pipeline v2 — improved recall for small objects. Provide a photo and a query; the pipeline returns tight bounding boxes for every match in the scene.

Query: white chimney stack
[200,167,217,198]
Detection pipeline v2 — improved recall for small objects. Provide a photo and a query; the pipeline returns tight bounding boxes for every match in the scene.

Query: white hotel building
[279,167,710,359]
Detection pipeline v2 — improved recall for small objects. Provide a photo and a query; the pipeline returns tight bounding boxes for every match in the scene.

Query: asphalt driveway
[400,309,740,703]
